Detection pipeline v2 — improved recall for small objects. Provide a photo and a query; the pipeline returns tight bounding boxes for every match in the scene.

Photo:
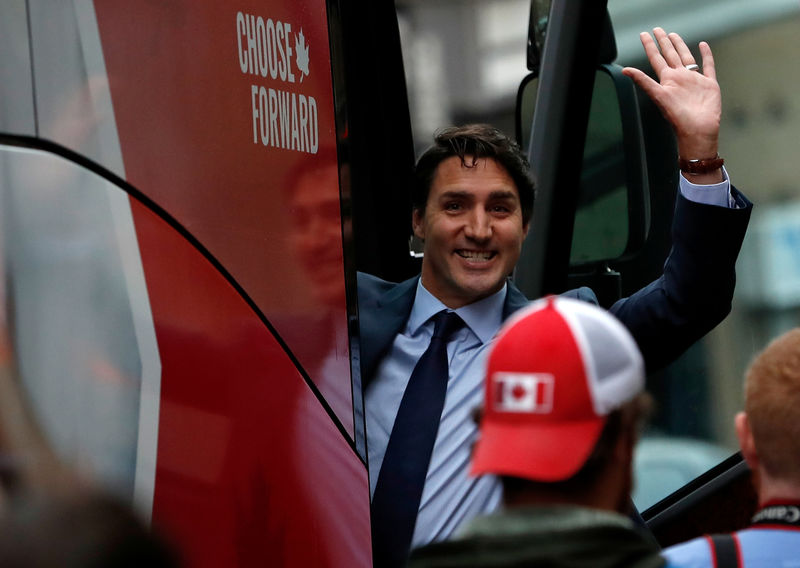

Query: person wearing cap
[362,29,752,566]
[661,328,800,567]
[408,297,662,568]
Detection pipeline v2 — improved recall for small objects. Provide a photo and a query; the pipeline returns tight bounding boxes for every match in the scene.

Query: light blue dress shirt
[681,167,735,207]
[364,175,735,549]
[366,281,506,548]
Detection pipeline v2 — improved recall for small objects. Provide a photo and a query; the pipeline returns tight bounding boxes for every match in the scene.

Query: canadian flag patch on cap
[492,372,554,413]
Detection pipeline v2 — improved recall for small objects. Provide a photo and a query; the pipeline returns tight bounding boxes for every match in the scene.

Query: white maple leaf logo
[295,29,310,82]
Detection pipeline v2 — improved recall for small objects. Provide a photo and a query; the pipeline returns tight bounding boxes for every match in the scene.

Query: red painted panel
[93,0,353,436]
[130,198,369,567]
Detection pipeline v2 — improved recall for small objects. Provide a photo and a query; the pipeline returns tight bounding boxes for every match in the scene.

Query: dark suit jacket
[358,191,752,387]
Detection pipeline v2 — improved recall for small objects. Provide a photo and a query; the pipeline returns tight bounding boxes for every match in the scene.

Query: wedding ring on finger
[684,63,700,72]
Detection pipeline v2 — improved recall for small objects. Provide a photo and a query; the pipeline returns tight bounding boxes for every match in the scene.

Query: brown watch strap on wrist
[678,154,725,175]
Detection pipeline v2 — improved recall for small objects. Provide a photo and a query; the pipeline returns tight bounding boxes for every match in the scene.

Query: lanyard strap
[751,503,800,527]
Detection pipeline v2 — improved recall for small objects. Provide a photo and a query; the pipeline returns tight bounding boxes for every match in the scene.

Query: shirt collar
[409,280,506,344]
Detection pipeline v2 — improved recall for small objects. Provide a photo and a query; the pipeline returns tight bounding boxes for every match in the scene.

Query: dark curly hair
[412,124,535,225]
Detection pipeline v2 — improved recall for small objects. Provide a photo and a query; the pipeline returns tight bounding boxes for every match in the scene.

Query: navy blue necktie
[371,310,464,568]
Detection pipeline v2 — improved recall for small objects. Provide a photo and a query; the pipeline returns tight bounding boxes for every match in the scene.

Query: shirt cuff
[679,166,734,208]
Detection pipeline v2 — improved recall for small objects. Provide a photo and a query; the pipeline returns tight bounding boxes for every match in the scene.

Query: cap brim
[470,417,605,482]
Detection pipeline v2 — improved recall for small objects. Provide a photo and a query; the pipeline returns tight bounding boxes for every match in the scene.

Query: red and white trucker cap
[471,296,644,482]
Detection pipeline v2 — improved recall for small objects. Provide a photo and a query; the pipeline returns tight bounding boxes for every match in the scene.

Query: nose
[463,209,492,242]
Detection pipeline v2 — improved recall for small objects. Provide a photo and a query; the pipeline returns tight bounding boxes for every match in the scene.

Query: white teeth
[458,250,494,261]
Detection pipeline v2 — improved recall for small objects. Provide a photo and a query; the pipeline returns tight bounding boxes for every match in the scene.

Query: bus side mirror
[516,63,649,269]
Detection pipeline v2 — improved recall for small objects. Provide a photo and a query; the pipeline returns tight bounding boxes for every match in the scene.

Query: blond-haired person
[663,329,800,567]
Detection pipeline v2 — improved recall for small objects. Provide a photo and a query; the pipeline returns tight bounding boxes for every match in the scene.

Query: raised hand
[622,28,721,169]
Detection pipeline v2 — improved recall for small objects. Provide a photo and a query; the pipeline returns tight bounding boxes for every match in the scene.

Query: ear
[735,411,759,471]
[412,208,426,240]
[522,221,530,238]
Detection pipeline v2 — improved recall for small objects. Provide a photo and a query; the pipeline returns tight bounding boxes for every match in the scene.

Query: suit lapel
[360,277,418,388]
[503,279,530,320]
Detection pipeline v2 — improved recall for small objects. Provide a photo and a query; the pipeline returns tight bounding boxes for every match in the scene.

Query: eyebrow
[438,190,519,201]
[487,190,519,201]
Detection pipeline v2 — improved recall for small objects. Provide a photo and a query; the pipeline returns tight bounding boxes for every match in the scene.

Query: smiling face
[413,156,529,308]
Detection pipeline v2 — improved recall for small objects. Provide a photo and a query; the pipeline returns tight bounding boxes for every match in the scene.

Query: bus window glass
[571,70,628,263]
